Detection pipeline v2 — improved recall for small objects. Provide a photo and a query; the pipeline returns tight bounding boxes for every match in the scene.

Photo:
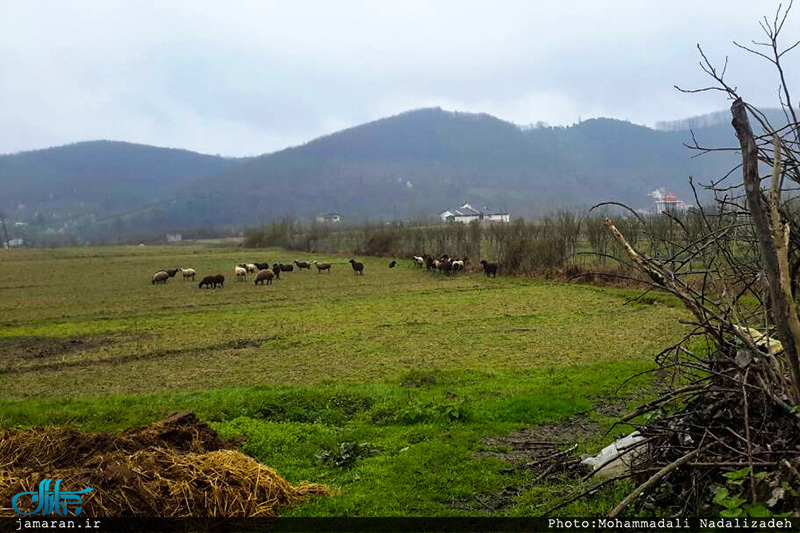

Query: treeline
[243,207,729,279]
[243,209,715,277]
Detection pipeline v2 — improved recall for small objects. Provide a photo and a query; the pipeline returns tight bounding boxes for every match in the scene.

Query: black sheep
[294,260,311,270]
[349,259,364,275]
[163,268,180,277]
[198,276,215,289]
[389,260,397,268]
[425,256,436,271]
[213,274,225,288]
[254,262,271,271]
[480,260,499,278]
[271,263,282,279]
[440,258,453,276]
[281,264,294,272]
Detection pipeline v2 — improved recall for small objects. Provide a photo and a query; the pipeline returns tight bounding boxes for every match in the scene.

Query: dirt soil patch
[477,413,602,467]
[455,414,601,512]
[0,335,117,362]
[0,412,330,517]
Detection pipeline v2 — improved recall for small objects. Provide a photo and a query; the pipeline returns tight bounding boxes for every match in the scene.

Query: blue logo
[12,479,94,516]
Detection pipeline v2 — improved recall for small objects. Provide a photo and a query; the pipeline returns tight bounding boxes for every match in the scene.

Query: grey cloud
[1,1,797,156]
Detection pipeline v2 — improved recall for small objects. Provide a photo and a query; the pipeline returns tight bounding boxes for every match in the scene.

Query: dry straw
[0,413,330,517]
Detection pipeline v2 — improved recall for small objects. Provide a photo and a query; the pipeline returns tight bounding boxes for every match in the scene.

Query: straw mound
[0,412,233,471]
[0,413,331,517]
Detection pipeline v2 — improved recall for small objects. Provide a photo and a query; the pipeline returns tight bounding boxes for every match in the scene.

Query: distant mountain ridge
[655,107,786,132]
[0,140,242,222]
[0,108,746,237]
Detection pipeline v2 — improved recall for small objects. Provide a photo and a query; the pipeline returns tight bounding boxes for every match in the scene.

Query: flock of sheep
[411,254,499,277]
[150,259,362,288]
[150,255,498,288]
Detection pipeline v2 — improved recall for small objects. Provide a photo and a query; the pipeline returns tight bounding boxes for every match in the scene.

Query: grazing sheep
[313,261,331,273]
[451,259,465,273]
[480,260,499,278]
[253,262,271,272]
[294,260,311,271]
[213,274,225,288]
[426,256,436,271]
[389,260,397,268]
[439,258,454,276]
[239,263,258,274]
[163,268,180,278]
[280,263,294,273]
[349,259,364,275]
[178,268,196,281]
[234,265,247,281]
[271,263,282,279]
[152,271,169,285]
[254,269,275,285]
[198,275,215,289]
[412,256,425,267]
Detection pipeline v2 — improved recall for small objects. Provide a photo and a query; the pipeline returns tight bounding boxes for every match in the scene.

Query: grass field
[0,245,688,516]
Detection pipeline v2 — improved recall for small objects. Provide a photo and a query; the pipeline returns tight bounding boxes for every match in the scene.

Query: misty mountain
[0,141,242,220]
[154,108,740,226]
[0,108,749,235]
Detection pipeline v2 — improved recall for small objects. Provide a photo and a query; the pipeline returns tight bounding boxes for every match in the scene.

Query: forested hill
[1,108,745,234]
[159,108,738,225]
[0,141,241,220]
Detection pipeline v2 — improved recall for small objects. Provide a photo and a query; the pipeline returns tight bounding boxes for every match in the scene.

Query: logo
[12,479,94,516]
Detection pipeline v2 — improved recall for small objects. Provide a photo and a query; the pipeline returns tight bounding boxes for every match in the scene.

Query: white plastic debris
[582,431,645,479]
[733,325,783,354]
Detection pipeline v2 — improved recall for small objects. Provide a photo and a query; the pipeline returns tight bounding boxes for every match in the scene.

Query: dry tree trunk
[731,98,800,401]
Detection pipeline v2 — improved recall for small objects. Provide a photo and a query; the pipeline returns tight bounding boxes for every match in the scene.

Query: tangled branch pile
[579,9,800,517]
[0,412,330,517]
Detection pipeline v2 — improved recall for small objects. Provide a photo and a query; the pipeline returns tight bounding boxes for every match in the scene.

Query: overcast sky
[1,1,797,156]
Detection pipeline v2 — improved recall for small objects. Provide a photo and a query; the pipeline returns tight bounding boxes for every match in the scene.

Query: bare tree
[547,4,800,517]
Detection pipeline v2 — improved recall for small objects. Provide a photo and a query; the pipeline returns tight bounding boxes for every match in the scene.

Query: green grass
[0,245,688,516]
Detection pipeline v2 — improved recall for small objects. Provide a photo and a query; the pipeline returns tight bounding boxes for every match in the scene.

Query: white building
[166,233,183,243]
[316,212,343,223]
[439,203,509,223]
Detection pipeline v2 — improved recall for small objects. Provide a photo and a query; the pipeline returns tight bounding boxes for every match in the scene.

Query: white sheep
[234,265,247,281]
[412,256,425,267]
[152,271,169,285]
[178,268,196,281]
[245,263,258,274]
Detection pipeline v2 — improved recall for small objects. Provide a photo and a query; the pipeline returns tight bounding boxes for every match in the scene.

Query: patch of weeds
[326,391,374,416]
[251,393,330,423]
[316,441,377,469]
[711,468,796,518]
[394,395,471,425]
[248,390,374,423]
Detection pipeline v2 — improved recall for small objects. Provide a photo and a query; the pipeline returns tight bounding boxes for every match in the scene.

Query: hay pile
[0,412,330,517]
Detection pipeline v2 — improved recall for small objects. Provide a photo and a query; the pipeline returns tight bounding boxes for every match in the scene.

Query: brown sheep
[313,261,331,273]
[255,269,275,285]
